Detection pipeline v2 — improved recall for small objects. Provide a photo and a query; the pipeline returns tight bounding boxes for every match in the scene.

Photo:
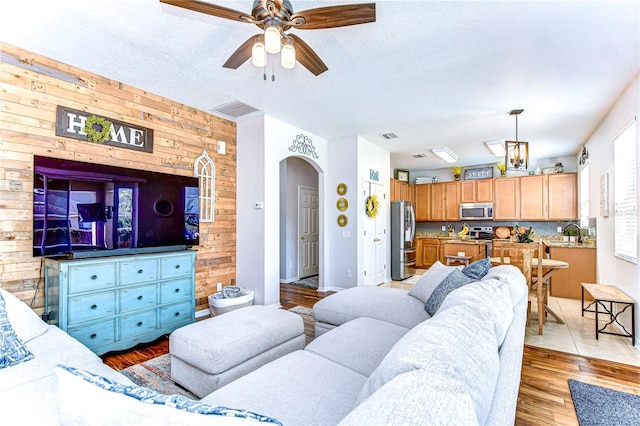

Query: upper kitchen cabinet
[430,183,446,221]
[548,173,577,220]
[460,179,493,203]
[520,175,548,220]
[493,177,520,220]
[414,184,430,221]
[390,178,413,202]
[443,181,460,221]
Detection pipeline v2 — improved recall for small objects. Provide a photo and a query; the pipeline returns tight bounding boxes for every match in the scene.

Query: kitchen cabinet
[548,173,577,220]
[442,241,487,262]
[444,181,460,221]
[430,183,446,221]
[390,178,413,203]
[520,175,547,220]
[493,177,520,220]
[414,184,430,221]
[416,238,444,268]
[460,179,493,203]
[549,246,596,299]
[45,250,196,355]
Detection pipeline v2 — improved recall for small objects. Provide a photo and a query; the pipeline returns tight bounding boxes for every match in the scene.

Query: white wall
[583,73,639,349]
[237,114,328,305]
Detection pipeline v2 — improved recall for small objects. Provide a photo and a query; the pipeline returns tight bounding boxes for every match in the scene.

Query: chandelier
[505,109,529,170]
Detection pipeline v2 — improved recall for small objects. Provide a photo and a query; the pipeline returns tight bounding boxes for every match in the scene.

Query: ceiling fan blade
[291,3,376,30]
[289,34,328,76]
[222,35,259,69]
[160,0,248,23]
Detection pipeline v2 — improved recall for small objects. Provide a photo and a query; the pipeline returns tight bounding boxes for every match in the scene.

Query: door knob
[374,238,380,242]
[301,236,305,240]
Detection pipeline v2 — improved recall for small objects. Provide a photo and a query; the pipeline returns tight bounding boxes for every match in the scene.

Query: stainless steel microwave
[459,202,493,220]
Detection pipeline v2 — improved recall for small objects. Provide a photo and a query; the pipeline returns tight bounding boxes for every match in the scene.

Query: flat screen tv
[33,156,199,257]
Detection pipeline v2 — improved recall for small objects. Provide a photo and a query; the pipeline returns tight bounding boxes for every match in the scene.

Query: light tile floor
[386,270,640,367]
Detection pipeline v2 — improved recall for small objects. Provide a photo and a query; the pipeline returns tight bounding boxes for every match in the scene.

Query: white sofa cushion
[55,365,283,425]
[0,291,34,369]
[0,288,48,343]
[408,261,462,303]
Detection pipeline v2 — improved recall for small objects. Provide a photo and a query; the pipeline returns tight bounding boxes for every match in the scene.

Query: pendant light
[505,109,529,170]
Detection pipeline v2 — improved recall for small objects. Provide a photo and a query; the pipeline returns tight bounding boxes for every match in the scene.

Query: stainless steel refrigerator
[391,200,416,280]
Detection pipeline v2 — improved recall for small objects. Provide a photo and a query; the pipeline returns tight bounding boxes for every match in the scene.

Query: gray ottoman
[170,305,305,398]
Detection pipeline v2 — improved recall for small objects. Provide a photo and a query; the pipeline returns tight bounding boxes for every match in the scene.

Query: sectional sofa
[0,262,527,425]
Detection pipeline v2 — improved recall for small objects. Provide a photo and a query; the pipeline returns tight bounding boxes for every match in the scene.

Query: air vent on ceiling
[380,132,399,140]
[211,101,260,120]
[413,154,427,158]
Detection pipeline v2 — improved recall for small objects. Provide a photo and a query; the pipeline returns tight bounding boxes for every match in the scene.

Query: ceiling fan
[160,0,376,76]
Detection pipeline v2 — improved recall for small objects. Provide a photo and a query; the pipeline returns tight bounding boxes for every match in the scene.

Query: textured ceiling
[1,0,638,171]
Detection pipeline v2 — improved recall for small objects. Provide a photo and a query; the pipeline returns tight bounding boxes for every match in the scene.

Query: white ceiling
[1,1,638,171]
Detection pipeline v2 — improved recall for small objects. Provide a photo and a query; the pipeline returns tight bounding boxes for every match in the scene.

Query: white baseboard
[280,276,300,284]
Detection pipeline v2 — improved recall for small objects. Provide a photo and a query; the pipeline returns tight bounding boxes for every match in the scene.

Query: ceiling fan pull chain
[272,61,275,82]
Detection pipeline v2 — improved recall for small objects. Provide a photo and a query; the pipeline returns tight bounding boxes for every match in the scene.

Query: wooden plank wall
[0,43,236,313]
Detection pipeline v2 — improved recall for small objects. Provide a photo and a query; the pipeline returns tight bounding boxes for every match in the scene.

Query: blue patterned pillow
[424,269,475,316]
[462,257,492,280]
[56,365,282,424]
[0,292,35,369]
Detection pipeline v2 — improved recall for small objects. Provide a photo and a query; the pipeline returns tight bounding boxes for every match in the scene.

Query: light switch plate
[254,202,264,209]
[557,226,562,233]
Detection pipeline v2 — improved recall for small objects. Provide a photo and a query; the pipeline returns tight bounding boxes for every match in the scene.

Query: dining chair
[495,241,546,334]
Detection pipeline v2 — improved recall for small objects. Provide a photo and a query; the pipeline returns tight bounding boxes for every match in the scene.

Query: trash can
[208,289,254,316]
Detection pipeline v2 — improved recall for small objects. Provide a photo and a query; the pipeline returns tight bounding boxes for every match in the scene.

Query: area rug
[568,379,640,425]
[288,275,318,289]
[119,306,316,397]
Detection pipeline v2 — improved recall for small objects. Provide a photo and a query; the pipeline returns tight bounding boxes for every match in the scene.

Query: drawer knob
[138,269,143,274]
[137,321,143,327]
[174,288,180,293]
[137,295,143,300]
[175,264,180,269]
[91,304,97,310]
[90,333,97,339]
[91,275,97,280]
[174,312,180,317]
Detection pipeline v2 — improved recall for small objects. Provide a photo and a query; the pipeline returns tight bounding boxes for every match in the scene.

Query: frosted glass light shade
[264,25,281,54]
[281,40,295,69]
[252,40,266,67]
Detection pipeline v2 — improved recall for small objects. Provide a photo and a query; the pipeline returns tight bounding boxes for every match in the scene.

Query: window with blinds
[613,119,637,263]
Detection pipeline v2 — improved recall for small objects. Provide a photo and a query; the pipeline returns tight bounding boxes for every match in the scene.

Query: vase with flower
[512,224,535,243]
[449,166,462,181]
[496,163,507,177]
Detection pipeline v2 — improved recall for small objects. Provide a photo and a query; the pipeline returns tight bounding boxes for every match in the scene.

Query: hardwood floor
[101,284,640,425]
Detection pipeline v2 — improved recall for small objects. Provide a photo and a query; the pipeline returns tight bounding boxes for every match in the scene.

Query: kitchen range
[467,225,494,257]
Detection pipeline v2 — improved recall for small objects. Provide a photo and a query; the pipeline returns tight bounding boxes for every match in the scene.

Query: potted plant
[449,166,462,181]
[563,228,578,243]
[496,163,507,177]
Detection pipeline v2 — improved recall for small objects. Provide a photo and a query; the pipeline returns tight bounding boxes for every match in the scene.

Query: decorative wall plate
[337,214,348,227]
[337,183,347,195]
[336,197,348,211]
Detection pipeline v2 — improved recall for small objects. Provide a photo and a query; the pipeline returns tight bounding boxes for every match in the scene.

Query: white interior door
[363,181,386,286]
[298,186,319,278]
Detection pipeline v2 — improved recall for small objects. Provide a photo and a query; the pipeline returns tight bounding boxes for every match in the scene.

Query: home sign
[55,106,154,153]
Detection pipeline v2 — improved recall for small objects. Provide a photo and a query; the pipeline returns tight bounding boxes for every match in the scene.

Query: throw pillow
[0,288,49,343]
[408,261,462,303]
[424,269,475,316]
[462,257,492,280]
[0,292,35,369]
[55,365,283,425]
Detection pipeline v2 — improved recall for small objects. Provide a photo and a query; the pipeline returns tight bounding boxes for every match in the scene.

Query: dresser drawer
[120,258,158,285]
[160,301,192,327]
[68,320,116,349]
[120,284,158,312]
[68,292,116,324]
[160,279,192,303]
[68,264,116,293]
[161,254,193,279]
[120,309,158,339]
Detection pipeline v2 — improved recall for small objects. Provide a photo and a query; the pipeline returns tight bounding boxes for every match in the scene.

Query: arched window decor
[194,150,215,222]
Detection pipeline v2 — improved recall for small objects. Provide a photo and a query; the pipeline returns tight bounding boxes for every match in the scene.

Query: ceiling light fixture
[485,140,505,157]
[251,36,266,67]
[431,148,458,163]
[264,20,283,54]
[280,37,296,69]
[250,19,296,73]
[505,109,529,170]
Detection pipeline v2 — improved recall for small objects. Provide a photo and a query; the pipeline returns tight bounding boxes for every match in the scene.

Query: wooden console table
[581,283,635,345]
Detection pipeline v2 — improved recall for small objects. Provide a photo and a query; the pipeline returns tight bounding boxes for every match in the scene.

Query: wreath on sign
[365,195,379,218]
[84,115,112,143]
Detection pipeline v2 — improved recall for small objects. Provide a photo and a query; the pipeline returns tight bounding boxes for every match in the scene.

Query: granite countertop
[415,233,597,248]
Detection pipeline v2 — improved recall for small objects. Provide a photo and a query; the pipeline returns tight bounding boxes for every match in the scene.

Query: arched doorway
[279,156,321,290]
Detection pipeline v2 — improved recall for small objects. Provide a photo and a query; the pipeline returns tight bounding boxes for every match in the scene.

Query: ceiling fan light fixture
[251,36,266,67]
[431,147,458,163]
[264,20,282,54]
[485,140,505,157]
[280,38,295,69]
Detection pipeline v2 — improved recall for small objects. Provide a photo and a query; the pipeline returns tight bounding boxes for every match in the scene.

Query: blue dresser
[45,250,196,355]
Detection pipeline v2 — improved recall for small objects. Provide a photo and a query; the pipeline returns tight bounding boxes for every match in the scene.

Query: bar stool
[445,255,472,266]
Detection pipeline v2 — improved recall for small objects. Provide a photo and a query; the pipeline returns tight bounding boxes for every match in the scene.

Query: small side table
[445,255,472,266]
[581,283,635,345]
